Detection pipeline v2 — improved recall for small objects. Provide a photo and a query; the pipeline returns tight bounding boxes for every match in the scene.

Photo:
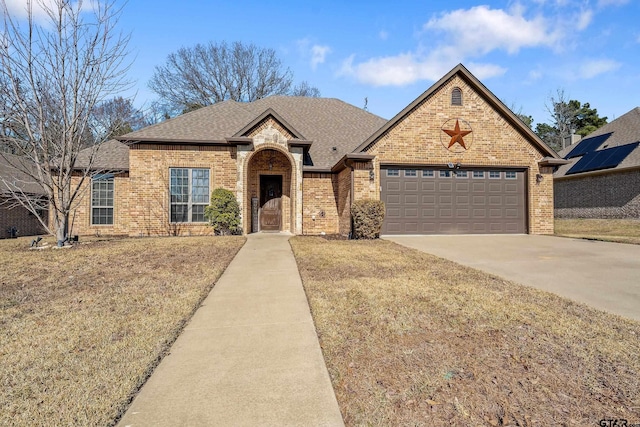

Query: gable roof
[555,107,640,178]
[354,64,559,159]
[118,97,387,169]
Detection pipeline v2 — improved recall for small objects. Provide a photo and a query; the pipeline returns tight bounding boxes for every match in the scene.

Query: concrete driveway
[385,235,640,322]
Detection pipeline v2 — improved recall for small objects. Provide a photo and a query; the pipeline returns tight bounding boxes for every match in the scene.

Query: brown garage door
[381,167,526,235]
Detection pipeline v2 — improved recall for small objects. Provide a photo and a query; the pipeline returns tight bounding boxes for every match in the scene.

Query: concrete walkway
[386,234,640,321]
[118,233,344,427]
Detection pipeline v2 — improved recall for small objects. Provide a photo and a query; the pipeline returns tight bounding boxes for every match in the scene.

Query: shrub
[351,199,385,239]
[205,188,241,235]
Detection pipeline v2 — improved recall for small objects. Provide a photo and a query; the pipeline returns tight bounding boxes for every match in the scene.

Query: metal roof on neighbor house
[555,107,640,178]
[117,97,388,170]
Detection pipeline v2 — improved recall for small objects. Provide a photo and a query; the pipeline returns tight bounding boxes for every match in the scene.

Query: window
[451,87,462,106]
[505,171,517,179]
[91,174,114,225]
[387,169,399,177]
[455,171,468,178]
[405,169,417,177]
[489,171,501,179]
[422,170,434,177]
[170,168,210,222]
[439,170,452,178]
[473,171,485,178]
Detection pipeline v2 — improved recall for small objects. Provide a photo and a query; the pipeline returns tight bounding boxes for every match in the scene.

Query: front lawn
[555,218,640,244]
[0,236,245,426]
[291,237,640,426]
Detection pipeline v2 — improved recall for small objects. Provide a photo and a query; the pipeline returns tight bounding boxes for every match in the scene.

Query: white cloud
[339,53,441,86]
[310,44,331,70]
[578,59,621,79]
[3,0,49,19]
[466,62,507,80]
[424,5,562,55]
[576,9,593,30]
[2,0,93,22]
[339,5,557,86]
[338,50,505,87]
[297,39,331,70]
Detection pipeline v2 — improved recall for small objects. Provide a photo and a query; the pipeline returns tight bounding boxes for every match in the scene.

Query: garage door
[381,167,526,235]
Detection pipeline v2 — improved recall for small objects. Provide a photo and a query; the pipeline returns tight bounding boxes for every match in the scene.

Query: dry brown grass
[0,235,245,426]
[291,237,640,426]
[556,218,640,244]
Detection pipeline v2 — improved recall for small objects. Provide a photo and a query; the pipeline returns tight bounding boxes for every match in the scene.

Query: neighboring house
[0,153,48,238]
[67,64,563,237]
[554,107,640,218]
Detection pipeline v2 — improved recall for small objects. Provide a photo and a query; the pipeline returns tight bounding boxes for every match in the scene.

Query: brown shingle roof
[118,97,387,169]
[75,139,130,171]
[555,107,640,178]
[0,153,45,195]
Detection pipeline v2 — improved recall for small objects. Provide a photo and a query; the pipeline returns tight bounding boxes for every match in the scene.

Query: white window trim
[170,168,210,223]
[91,175,114,226]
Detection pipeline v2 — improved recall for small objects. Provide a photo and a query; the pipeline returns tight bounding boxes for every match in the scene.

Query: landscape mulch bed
[291,237,640,426]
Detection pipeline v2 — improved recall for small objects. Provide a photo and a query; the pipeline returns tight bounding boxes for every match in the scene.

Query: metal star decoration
[443,119,472,149]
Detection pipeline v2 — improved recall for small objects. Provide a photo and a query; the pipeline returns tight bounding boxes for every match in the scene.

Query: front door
[259,175,282,231]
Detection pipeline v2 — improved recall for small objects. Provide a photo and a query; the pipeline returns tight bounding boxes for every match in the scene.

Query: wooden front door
[259,175,282,231]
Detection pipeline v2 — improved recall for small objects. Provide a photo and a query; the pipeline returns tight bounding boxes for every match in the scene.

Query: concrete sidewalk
[118,233,344,427]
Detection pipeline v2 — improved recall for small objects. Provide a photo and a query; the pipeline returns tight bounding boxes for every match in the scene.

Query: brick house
[0,153,48,239]
[554,107,640,218]
[68,64,564,237]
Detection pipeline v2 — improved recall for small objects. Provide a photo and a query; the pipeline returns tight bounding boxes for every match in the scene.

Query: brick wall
[352,161,376,201]
[68,173,130,237]
[359,75,555,234]
[123,144,237,236]
[555,169,640,218]
[301,172,339,235]
[0,197,47,238]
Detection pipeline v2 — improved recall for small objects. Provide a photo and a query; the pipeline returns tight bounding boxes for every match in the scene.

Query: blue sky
[7,0,640,126]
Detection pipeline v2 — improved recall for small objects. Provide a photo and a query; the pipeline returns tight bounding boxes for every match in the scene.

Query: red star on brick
[443,119,472,149]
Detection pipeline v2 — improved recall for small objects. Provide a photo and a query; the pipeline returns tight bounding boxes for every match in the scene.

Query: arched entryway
[245,148,294,233]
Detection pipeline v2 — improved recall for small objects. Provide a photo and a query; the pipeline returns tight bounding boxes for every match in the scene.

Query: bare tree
[149,41,320,114]
[0,0,131,245]
[91,97,146,142]
[291,81,321,97]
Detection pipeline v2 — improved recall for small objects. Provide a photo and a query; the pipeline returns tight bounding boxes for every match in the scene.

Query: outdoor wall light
[536,173,544,183]
[369,170,375,180]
